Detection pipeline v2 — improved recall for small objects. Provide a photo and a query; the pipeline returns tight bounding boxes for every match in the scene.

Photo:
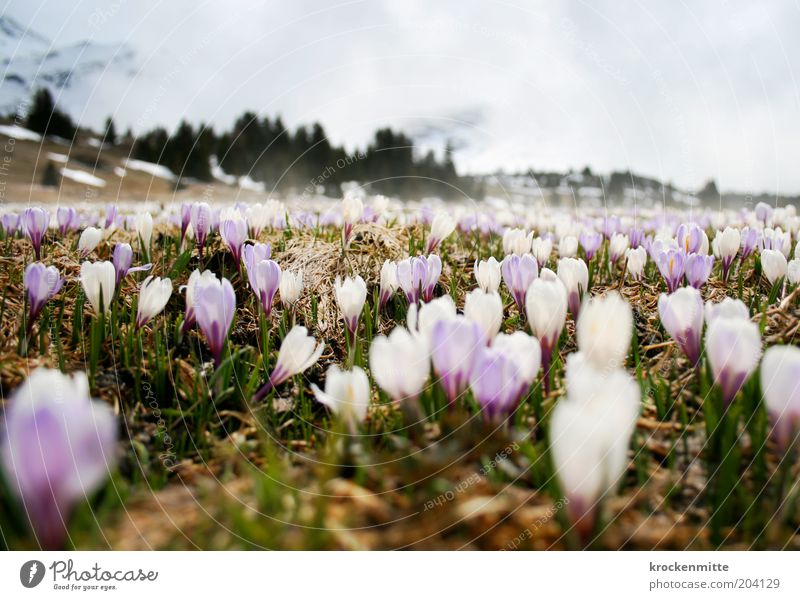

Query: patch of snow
[47,152,68,163]
[0,124,42,141]
[113,166,126,178]
[87,137,103,148]
[123,158,176,181]
[238,175,265,193]
[60,167,106,187]
[209,156,236,185]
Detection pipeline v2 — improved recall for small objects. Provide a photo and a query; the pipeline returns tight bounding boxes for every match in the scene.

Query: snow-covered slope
[0,16,137,118]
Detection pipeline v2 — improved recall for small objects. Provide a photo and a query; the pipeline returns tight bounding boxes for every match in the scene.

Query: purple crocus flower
[194,275,236,367]
[740,227,760,262]
[1,212,20,236]
[658,286,703,364]
[190,202,213,258]
[56,207,80,236]
[242,244,281,318]
[431,316,483,405]
[103,204,118,230]
[628,227,644,249]
[0,368,117,549]
[111,243,152,286]
[180,202,192,246]
[601,215,620,239]
[684,253,714,288]
[24,262,64,327]
[22,207,50,260]
[579,230,602,261]
[421,254,442,302]
[655,247,686,293]
[396,256,429,305]
[469,346,525,422]
[501,253,539,313]
[220,217,248,266]
[706,315,761,405]
[676,223,704,254]
[755,201,773,225]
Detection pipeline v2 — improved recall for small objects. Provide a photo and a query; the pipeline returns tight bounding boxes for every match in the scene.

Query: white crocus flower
[370,327,430,401]
[473,257,501,293]
[80,260,117,314]
[279,270,304,307]
[136,276,172,328]
[463,289,503,342]
[312,365,371,426]
[78,227,102,258]
[576,291,633,371]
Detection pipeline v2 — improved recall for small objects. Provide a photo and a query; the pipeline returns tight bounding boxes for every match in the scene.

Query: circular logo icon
[20,560,46,588]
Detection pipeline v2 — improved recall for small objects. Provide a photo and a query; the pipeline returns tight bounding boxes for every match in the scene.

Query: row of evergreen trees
[21,88,478,199]
[133,113,476,198]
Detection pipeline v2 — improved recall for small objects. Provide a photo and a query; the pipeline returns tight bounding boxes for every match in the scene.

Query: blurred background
[1,0,799,207]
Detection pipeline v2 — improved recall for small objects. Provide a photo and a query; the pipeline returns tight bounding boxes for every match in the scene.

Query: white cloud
[6,0,800,192]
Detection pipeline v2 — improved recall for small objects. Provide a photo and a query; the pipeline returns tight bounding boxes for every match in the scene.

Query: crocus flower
[464,289,503,343]
[625,247,647,281]
[22,207,49,260]
[658,286,703,364]
[760,227,791,257]
[135,276,172,328]
[103,204,118,231]
[474,257,501,293]
[334,275,367,340]
[1,212,20,235]
[559,235,578,258]
[550,366,639,539]
[761,249,787,285]
[684,253,714,288]
[601,215,621,239]
[788,258,800,285]
[396,256,428,305]
[243,244,281,318]
[78,227,102,258]
[80,261,116,315]
[134,212,153,252]
[430,316,483,404]
[245,202,272,238]
[655,247,686,293]
[716,227,740,281]
[426,212,455,253]
[370,326,430,402]
[676,223,704,254]
[579,230,602,261]
[421,254,442,302]
[740,227,759,261]
[503,228,533,256]
[755,201,773,224]
[705,297,749,324]
[469,347,526,422]
[379,260,398,309]
[111,243,151,286]
[312,365,370,427]
[341,195,363,244]
[501,253,538,313]
[0,368,117,549]
[705,315,761,405]
[492,331,541,393]
[56,207,79,235]
[628,227,644,249]
[760,345,800,452]
[181,269,215,331]
[24,262,63,326]
[576,292,632,370]
[525,277,567,391]
[194,275,236,367]
[190,202,212,258]
[557,257,589,319]
[179,202,192,246]
[220,216,248,265]
[530,236,553,268]
[279,270,304,308]
[252,325,324,402]
[406,295,457,344]
[608,233,629,263]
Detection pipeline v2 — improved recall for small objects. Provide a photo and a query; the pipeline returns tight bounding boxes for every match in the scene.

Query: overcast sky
[5,0,800,193]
